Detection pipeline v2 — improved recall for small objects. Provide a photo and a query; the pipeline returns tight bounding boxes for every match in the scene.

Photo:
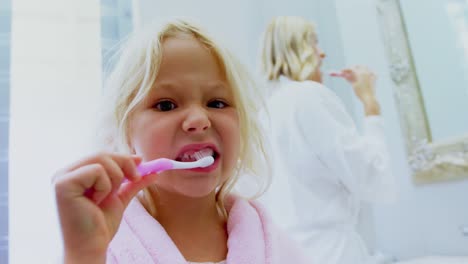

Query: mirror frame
[376,0,468,184]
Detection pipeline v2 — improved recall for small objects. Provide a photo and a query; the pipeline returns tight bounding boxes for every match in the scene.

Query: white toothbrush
[137,156,215,176]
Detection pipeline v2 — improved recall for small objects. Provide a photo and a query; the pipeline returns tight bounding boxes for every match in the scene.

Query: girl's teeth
[179,148,214,162]
[196,148,214,158]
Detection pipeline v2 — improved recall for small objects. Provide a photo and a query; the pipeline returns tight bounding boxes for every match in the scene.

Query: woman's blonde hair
[98,18,270,218]
[261,16,319,81]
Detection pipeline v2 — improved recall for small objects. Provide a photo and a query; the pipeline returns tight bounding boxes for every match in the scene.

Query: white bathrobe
[258,77,395,264]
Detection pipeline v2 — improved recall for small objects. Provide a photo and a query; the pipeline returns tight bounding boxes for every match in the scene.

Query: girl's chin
[156,182,219,198]
[172,188,218,199]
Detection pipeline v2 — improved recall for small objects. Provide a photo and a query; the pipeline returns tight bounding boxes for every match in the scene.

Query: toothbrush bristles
[198,156,215,167]
[194,152,203,160]
[194,149,213,161]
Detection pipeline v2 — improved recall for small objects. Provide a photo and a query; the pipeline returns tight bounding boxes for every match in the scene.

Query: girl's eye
[154,100,177,111]
[207,100,228,109]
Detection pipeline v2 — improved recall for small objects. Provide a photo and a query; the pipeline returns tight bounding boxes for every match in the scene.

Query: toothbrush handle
[137,158,174,176]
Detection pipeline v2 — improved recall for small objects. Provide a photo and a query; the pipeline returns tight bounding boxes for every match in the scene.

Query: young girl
[53,19,309,264]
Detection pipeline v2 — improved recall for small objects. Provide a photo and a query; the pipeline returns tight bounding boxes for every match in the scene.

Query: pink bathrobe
[107,195,311,264]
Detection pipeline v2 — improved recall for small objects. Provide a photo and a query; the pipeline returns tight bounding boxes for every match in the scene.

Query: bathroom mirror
[377,0,468,184]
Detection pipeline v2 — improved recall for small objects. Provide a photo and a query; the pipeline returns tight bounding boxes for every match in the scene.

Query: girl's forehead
[150,80,232,94]
[147,72,234,98]
[159,37,223,72]
[154,38,232,87]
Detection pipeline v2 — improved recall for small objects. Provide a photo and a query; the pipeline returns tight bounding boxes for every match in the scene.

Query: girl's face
[129,35,240,198]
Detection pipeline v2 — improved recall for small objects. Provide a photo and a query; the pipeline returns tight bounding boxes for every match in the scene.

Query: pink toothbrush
[328,70,345,77]
[84,156,215,199]
[137,156,215,176]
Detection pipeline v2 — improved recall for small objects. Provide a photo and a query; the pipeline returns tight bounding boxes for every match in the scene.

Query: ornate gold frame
[376,0,468,184]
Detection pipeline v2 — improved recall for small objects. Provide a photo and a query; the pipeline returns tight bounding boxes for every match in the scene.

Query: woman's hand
[53,152,157,264]
[330,65,380,116]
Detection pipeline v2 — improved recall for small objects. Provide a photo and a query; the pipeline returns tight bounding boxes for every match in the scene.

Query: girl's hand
[330,65,380,115]
[53,152,157,263]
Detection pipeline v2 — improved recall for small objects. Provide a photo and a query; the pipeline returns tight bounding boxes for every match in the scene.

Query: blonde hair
[261,16,320,81]
[98,19,270,218]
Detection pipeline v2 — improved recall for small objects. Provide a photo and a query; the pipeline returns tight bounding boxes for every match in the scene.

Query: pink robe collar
[108,195,308,264]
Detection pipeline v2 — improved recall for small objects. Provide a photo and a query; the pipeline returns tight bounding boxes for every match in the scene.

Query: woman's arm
[331,65,381,116]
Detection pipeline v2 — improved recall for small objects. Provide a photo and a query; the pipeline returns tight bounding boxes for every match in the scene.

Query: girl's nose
[182,107,211,133]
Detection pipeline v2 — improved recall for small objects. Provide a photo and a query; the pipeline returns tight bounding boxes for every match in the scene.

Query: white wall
[336,0,468,260]
[9,0,101,263]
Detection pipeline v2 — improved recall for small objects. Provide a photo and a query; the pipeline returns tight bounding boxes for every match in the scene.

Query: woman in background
[258,16,395,264]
